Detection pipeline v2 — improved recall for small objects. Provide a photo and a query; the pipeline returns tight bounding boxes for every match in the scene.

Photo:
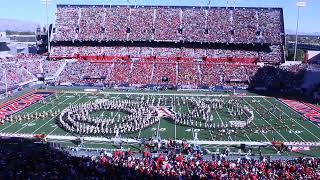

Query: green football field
[1,87,320,156]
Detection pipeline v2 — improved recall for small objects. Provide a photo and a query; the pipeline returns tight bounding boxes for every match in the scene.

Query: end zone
[0,90,55,119]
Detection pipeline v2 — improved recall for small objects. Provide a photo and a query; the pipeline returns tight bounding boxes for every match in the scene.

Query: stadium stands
[1,5,288,91]
[50,46,282,64]
[55,59,266,88]
[0,63,34,91]
[129,60,153,85]
[0,55,65,92]
[109,60,132,85]
[53,5,284,44]
[0,53,307,92]
[178,61,200,87]
[51,5,285,64]
[250,64,307,88]
[0,138,320,179]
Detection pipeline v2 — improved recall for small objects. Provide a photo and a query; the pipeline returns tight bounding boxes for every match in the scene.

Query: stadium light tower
[227,0,237,9]
[293,0,306,61]
[40,0,52,54]
[207,0,212,8]
[3,70,8,96]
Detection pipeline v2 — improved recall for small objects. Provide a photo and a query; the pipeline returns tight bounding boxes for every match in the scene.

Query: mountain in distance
[286,29,320,36]
[0,18,39,32]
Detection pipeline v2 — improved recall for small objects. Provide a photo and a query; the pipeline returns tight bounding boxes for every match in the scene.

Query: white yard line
[243,98,288,142]
[156,117,161,138]
[100,91,266,98]
[64,94,98,136]
[111,94,121,120]
[245,133,252,141]
[137,128,142,139]
[215,109,233,141]
[0,93,62,133]
[239,101,271,143]
[47,125,60,136]
[266,97,320,141]
[47,94,86,135]
[215,109,224,126]
[138,94,155,139]
[174,95,177,140]
[256,98,305,142]
[155,95,162,138]
[209,130,214,140]
[15,94,71,134]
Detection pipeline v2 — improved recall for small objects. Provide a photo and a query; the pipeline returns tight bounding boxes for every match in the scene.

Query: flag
[144,107,177,117]
[144,108,158,117]
[156,106,177,117]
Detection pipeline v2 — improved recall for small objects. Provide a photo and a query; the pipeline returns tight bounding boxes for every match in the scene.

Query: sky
[0,0,319,33]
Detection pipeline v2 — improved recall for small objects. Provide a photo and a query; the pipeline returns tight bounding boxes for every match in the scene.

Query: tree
[285,48,305,61]
[5,30,35,35]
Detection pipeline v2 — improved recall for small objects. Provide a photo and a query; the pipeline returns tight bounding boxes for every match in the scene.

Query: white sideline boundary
[62,90,267,98]
[2,132,320,147]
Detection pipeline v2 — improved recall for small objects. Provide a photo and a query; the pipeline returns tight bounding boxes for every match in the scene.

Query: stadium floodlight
[296,1,306,7]
[108,0,112,8]
[40,0,52,5]
[293,0,306,61]
[227,0,237,9]
[3,70,8,96]
[40,0,52,55]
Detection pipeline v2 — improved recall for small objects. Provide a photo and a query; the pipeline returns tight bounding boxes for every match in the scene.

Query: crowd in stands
[56,58,309,90]
[130,7,154,41]
[259,45,283,63]
[54,6,79,41]
[45,4,289,90]
[258,9,283,44]
[0,55,41,92]
[200,64,222,86]
[250,64,307,89]
[154,60,177,85]
[0,52,308,93]
[0,63,33,92]
[57,59,261,88]
[57,61,111,85]
[1,138,320,179]
[50,45,282,64]
[178,62,200,86]
[0,55,64,92]
[43,60,65,77]
[109,61,132,85]
[129,60,153,85]
[53,6,284,44]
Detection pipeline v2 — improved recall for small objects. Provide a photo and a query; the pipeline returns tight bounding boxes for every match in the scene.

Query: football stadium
[0,0,320,179]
